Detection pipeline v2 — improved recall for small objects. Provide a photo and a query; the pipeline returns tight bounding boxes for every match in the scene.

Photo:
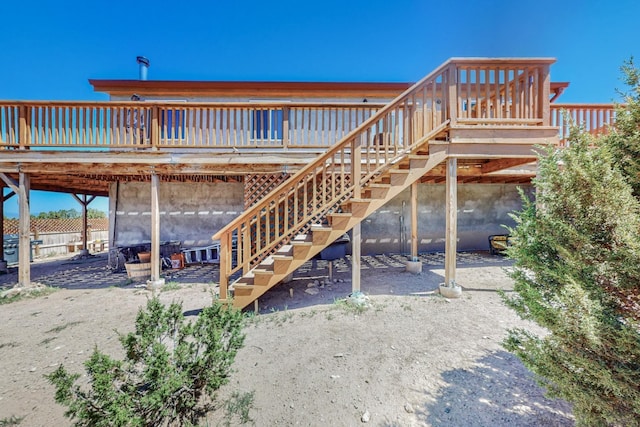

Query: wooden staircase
[227,147,448,309]
[213,58,557,309]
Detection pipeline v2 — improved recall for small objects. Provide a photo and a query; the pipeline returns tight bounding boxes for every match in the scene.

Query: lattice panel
[244,174,290,209]
[248,174,353,265]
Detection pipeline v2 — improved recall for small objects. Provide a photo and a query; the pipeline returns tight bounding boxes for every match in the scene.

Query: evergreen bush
[503,61,640,426]
[47,297,245,426]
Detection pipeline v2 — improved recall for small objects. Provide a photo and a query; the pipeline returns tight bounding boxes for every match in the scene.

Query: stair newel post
[219,232,230,302]
[448,64,458,126]
[242,224,250,275]
[350,135,362,198]
[539,64,551,126]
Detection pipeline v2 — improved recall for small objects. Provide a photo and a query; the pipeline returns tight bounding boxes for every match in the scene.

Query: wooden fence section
[551,104,617,145]
[0,101,383,150]
[3,218,109,260]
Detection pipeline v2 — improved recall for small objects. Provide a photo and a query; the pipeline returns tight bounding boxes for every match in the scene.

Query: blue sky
[2,0,639,217]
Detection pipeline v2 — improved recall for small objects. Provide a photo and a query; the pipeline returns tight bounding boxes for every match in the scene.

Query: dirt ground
[0,253,574,426]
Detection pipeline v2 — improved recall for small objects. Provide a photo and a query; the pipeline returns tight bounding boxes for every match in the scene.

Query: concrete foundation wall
[111,180,529,255]
[360,183,531,255]
[112,181,243,247]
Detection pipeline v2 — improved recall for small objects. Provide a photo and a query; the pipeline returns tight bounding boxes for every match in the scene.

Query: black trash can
[2,234,41,265]
[319,233,350,261]
[3,235,19,265]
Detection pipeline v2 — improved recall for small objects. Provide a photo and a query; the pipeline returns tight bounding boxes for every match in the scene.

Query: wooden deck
[0,57,618,303]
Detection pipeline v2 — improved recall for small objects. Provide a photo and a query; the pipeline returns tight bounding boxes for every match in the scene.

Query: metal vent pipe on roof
[136,56,150,80]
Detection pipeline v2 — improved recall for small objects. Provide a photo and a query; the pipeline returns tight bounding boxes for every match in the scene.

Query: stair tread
[232,283,254,290]
[292,234,313,245]
[235,276,254,285]
[259,257,275,267]
[368,183,392,188]
[310,224,332,231]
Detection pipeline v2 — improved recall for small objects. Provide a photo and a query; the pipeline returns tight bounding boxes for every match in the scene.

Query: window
[150,100,186,140]
[251,108,284,141]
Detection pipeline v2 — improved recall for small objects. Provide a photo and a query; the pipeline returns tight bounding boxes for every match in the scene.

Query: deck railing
[0,101,383,150]
[551,103,617,145]
[211,58,555,297]
[0,59,555,151]
[452,58,552,126]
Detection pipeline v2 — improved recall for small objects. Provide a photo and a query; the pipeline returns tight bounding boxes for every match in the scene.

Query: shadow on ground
[418,350,574,427]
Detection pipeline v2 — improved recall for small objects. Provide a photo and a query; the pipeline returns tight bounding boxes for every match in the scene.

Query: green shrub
[47,297,245,426]
[503,61,640,426]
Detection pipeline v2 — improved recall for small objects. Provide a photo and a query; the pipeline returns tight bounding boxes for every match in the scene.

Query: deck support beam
[444,158,457,288]
[148,171,164,289]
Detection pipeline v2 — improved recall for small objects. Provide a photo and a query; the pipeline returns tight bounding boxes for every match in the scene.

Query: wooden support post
[33,229,40,257]
[448,65,458,126]
[149,172,163,287]
[18,172,31,288]
[219,233,229,302]
[444,158,457,286]
[72,194,96,255]
[108,182,117,253]
[351,136,362,198]
[539,65,551,126]
[242,226,250,275]
[351,222,361,293]
[410,181,418,260]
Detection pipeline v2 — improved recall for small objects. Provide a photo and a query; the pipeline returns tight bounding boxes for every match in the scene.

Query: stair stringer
[229,149,448,309]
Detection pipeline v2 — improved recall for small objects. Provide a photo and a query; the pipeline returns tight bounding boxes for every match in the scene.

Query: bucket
[138,252,151,263]
[170,253,185,270]
[125,262,151,279]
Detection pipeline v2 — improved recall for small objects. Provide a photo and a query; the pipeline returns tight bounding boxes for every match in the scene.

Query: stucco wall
[360,183,532,255]
[112,181,243,247]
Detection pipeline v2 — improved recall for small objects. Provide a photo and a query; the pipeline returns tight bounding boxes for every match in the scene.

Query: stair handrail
[213,59,459,292]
